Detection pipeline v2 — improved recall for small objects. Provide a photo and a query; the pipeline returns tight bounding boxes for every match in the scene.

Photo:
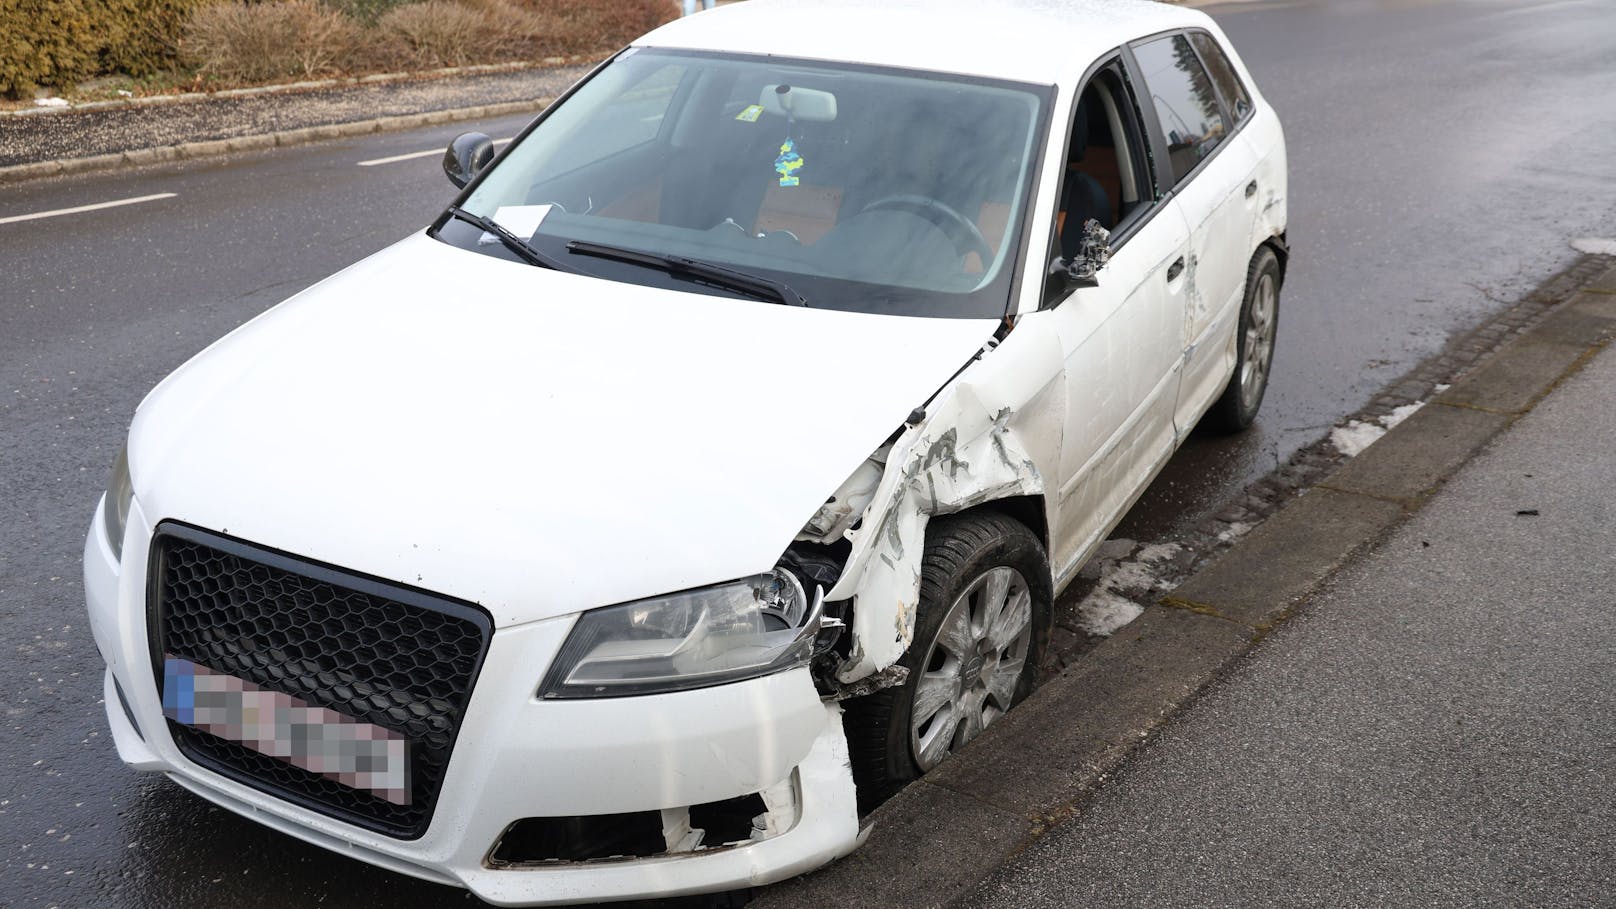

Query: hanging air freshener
[774,139,804,187]
[772,84,803,187]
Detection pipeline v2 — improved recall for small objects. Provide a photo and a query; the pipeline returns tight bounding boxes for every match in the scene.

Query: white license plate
[162,655,411,805]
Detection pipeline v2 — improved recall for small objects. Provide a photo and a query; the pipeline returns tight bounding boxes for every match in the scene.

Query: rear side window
[1133,34,1229,187]
[1189,31,1252,122]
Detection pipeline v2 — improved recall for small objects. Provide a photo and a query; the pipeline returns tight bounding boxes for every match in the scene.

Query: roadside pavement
[960,311,1616,905]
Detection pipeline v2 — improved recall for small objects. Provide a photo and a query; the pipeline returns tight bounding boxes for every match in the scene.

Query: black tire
[842,511,1053,813]
[1204,245,1282,433]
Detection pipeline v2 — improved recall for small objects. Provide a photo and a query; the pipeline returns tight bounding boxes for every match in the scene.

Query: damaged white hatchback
[84,0,1286,903]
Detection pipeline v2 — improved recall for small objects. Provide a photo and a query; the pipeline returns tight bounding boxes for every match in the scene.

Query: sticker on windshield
[479,204,552,245]
[774,139,803,187]
[735,104,763,123]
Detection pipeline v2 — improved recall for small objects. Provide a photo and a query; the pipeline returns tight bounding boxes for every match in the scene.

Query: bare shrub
[375,0,505,68]
[561,0,678,51]
[319,0,414,26]
[184,0,359,83]
[471,0,677,59]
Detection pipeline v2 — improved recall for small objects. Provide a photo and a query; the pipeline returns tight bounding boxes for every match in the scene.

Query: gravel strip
[0,65,592,168]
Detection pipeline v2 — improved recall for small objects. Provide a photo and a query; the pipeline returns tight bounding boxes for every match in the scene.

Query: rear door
[1129,31,1262,436]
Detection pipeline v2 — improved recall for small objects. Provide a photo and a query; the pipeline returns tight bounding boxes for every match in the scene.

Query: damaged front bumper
[85,503,863,905]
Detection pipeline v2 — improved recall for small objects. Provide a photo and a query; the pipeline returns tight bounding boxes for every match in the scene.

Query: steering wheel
[858,194,993,262]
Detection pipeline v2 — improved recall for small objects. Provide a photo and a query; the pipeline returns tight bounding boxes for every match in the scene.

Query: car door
[1042,57,1193,580]
[1130,31,1263,437]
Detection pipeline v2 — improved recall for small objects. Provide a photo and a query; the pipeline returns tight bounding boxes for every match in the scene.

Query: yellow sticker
[735,104,764,123]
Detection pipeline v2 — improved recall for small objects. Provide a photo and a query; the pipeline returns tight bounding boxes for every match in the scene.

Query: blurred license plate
[162,655,410,805]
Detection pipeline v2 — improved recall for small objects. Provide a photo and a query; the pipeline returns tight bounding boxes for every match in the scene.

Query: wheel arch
[1262,231,1288,287]
[969,495,1050,562]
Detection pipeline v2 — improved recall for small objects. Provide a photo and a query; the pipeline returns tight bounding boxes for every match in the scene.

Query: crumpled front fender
[824,316,1065,683]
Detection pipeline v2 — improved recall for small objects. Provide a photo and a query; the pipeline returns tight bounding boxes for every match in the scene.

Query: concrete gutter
[749,257,1616,909]
[0,97,553,187]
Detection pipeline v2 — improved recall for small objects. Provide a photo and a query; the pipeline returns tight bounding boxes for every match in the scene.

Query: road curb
[748,259,1616,909]
[0,97,553,187]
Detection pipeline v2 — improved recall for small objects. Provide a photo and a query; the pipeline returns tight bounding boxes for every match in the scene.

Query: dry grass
[520,0,677,55]
[375,0,503,68]
[180,0,677,86]
[184,0,359,83]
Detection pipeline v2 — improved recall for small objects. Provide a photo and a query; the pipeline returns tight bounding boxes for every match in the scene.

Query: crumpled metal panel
[823,316,1066,683]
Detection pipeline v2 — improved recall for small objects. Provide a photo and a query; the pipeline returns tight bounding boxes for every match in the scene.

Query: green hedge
[0,0,213,98]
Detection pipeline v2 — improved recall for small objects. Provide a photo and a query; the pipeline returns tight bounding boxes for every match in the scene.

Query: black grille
[149,522,492,839]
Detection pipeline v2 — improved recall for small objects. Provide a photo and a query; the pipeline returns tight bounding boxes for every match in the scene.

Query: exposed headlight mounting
[101,445,134,561]
[540,570,823,699]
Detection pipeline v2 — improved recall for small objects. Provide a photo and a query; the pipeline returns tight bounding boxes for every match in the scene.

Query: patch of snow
[1217,521,1253,543]
[1074,542,1182,636]
[1076,591,1144,636]
[1135,542,1182,564]
[1571,237,1616,256]
[1435,383,1451,393]
[1331,420,1386,456]
[33,97,68,108]
[1380,401,1424,429]
[1333,400,1428,456]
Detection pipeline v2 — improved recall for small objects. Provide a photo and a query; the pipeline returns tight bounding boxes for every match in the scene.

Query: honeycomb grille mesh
[150,524,491,838]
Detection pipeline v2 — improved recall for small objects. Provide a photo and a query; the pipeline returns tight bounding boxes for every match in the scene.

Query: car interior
[1057,66,1149,262]
[516,60,1042,293]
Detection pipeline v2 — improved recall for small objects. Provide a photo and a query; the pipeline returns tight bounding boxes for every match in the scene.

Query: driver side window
[1043,60,1156,306]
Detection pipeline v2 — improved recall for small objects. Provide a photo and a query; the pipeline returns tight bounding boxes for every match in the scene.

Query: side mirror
[1060,219,1112,289]
[443,132,495,189]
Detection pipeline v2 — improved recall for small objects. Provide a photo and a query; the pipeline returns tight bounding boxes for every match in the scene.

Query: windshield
[437,48,1051,318]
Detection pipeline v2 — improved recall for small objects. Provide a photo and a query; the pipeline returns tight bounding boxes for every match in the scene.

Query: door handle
[1245,180,1258,199]
[1167,257,1185,281]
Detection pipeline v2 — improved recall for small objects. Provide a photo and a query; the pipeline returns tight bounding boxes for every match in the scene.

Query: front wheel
[1205,246,1281,433]
[843,511,1053,812]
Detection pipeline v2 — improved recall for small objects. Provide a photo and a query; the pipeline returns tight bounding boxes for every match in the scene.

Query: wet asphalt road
[3,0,1616,906]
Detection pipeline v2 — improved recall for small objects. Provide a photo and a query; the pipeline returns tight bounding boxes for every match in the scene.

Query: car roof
[635,0,1211,87]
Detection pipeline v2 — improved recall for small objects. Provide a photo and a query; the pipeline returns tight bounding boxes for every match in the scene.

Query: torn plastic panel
[804,325,1066,686]
[486,780,796,866]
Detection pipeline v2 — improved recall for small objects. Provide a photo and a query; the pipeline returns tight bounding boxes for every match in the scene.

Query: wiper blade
[446,206,571,272]
[566,239,807,306]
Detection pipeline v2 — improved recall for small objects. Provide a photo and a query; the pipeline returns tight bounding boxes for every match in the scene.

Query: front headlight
[101,445,134,561]
[540,570,823,698]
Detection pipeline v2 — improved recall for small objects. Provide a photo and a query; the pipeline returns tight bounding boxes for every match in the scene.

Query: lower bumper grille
[148,522,492,839]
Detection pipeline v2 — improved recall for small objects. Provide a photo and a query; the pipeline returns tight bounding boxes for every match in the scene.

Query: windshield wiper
[445,206,572,273]
[566,239,807,307]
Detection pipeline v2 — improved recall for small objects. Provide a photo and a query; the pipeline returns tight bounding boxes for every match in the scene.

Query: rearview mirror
[1061,219,1112,288]
[443,132,495,189]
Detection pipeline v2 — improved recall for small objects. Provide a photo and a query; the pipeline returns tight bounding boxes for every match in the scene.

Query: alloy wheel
[908,566,1033,771]
[1240,272,1278,411]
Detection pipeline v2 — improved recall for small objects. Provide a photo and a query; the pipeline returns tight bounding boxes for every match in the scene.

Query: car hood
[129,233,997,626]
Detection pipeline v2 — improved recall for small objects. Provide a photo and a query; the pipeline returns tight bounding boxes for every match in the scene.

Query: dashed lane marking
[357,138,511,167]
[0,192,177,225]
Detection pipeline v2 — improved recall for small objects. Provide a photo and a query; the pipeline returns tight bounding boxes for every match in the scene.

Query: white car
[84,0,1286,903]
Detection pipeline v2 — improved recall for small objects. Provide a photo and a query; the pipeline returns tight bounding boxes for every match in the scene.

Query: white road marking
[357,138,511,167]
[0,192,176,226]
